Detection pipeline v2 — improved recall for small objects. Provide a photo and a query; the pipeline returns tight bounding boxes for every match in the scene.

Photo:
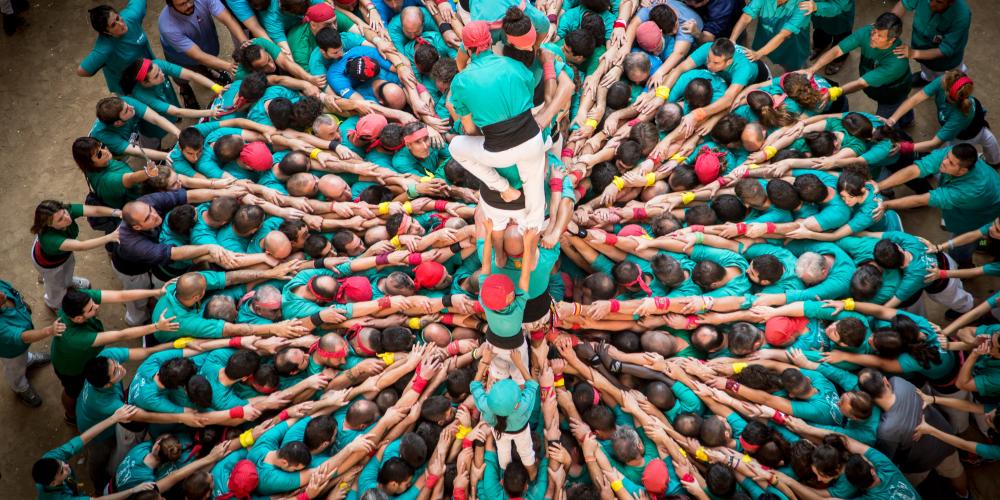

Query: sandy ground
[1,0,1000,496]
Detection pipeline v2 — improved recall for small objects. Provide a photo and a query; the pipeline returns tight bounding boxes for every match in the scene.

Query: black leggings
[813,28,850,63]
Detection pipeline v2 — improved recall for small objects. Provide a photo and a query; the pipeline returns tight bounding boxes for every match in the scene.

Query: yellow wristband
[173,337,195,349]
[339,482,350,491]
[309,148,321,160]
[695,447,709,462]
[554,378,565,387]
[763,146,778,160]
[670,153,687,162]
[681,191,696,205]
[585,118,599,129]
[828,86,843,101]
[377,352,396,366]
[611,480,624,492]
[378,202,390,215]
[732,362,748,374]
[742,454,753,463]
[402,201,413,214]
[655,85,671,100]
[748,163,761,170]
[419,175,434,183]
[408,317,421,329]
[239,429,255,448]
[645,172,657,186]
[843,298,855,311]
[612,176,625,190]
[211,83,224,94]
[390,235,402,248]
[455,425,472,439]
[680,449,687,457]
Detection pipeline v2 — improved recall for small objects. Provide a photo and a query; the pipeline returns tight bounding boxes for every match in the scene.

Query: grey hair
[795,252,827,285]
[312,113,336,130]
[255,285,282,306]
[611,425,643,463]
[204,295,237,322]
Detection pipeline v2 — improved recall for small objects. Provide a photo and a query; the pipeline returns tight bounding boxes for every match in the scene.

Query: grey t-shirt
[875,377,955,473]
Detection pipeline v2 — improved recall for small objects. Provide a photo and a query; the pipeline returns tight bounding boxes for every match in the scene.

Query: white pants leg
[113,268,152,326]
[449,133,548,230]
[928,254,975,312]
[495,426,536,469]
[478,195,526,232]
[32,247,75,310]
[488,339,529,384]
[1,351,29,393]
[949,126,1000,165]
[919,62,967,81]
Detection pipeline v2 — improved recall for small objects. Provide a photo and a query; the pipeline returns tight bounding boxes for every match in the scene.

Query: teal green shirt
[0,280,33,358]
[449,52,536,127]
[37,436,89,500]
[76,347,130,442]
[152,271,228,342]
[924,74,977,141]
[688,43,759,86]
[85,159,143,209]
[902,0,970,72]
[837,25,910,104]
[744,0,811,70]
[89,96,149,155]
[916,147,1000,233]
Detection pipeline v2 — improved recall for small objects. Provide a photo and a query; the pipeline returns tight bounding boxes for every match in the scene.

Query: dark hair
[649,213,681,237]
[766,179,800,210]
[684,78,714,109]
[501,6,531,37]
[61,288,94,317]
[291,97,323,131]
[30,200,69,235]
[728,322,762,356]
[71,136,103,172]
[842,113,874,141]
[710,38,736,59]
[668,164,698,190]
[782,72,824,110]
[303,234,330,259]
[873,12,903,40]
[267,97,295,130]
[734,364,783,392]
[749,254,782,285]
[239,72,270,103]
[812,434,849,477]
[706,463,737,497]
[850,264,883,300]
[225,350,261,380]
[582,272,616,301]
[691,325,724,354]
[606,81,633,110]
[420,395,453,423]
[564,29,596,59]
[83,356,113,387]
[96,96,125,124]
[951,143,978,167]
[651,253,685,287]
[644,380,676,410]
[159,358,196,389]
[502,457,529,496]
[378,456,414,485]
[735,178,766,205]
[857,368,888,398]
[873,240,903,269]
[579,11,607,45]
[836,168,868,197]
[845,453,875,489]
[712,194,747,222]
[700,416,729,447]
[316,27,343,51]
[32,457,61,486]
[304,415,337,451]
[398,432,428,468]
[430,57,458,86]
[119,58,151,96]
[794,174,827,203]
[803,131,837,157]
[836,318,867,347]
[88,5,116,33]
[693,260,725,290]
[213,135,244,164]
[711,114,747,145]
[648,4,677,33]
[674,412,704,437]
[278,441,312,468]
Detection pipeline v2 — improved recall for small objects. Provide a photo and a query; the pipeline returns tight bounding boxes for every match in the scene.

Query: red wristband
[473,302,484,313]
[689,224,704,233]
[627,118,640,127]
[435,199,448,211]
[375,254,390,266]
[462,437,473,449]
[297,492,310,500]
[435,0,448,4]
[609,299,621,313]
[604,233,619,245]
[570,170,584,183]
[939,270,948,279]
[412,374,428,394]
[279,409,289,421]
[654,296,670,310]
[633,207,648,220]
[562,147,574,158]
[454,487,468,500]
[229,337,243,348]
[898,141,915,155]
[736,222,747,235]
[547,13,557,22]
[447,341,460,356]
[378,296,392,309]
[425,473,440,489]
[686,315,700,328]
[765,222,777,234]
[229,406,245,419]
[549,177,563,191]
[613,19,627,29]
[682,473,695,483]
[772,411,787,425]
[407,253,422,266]
[718,177,729,187]
[441,313,455,325]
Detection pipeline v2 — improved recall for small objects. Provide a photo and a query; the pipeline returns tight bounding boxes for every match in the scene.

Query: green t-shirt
[235,38,283,81]
[0,280,34,359]
[916,147,1000,233]
[690,245,751,297]
[902,0,970,71]
[37,436,87,500]
[127,350,190,414]
[788,369,841,425]
[86,160,143,209]
[449,52,536,127]
[744,0,811,70]
[52,289,104,376]
[78,0,154,94]
[478,274,528,338]
[689,42,759,86]
[783,240,853,302]
[37,204,84,262]
[837,25,910,104]
[924,74,977,141]
[859,448,919,500]
[89,95,149,155]
[130,59,183,120]
[152,271,229,342]
[75,347,129,442]
[743,243,803,293]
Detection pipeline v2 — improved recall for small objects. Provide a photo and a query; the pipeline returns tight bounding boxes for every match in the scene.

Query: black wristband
[450,242,462,253]
[575,228,588,238]
[318,257,330,270]
[476,320,487,332]
[328,139,341,151]
[439,22,453,33]
[609,360,623,374]
[442,294,454,308]
[310,312,324,327]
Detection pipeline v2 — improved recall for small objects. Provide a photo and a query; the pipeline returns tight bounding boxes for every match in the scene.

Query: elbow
[76,67,92,77]
[956,378,976,393]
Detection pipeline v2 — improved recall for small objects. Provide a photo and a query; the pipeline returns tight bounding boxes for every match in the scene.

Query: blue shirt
[114,190,188,274]
[158,0,227,67]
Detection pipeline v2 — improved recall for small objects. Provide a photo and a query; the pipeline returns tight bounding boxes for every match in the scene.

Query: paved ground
[2,0,1000,497]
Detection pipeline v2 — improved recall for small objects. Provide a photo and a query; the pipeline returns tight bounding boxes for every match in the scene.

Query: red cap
[462,21,492,54]
[336,276,373,303]
[228,459,259,498]
[304,3,335,22]
[355,113,388,139]
[764,316,808,347]
[642,459,670,495]
[695,147,724,184]
[240,141,273,171]
[636,21,663,53]
[414,261,446,290]
[618,224,648,238]
[480,274,515,310]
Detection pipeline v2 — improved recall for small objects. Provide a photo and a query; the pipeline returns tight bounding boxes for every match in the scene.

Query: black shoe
[12,0,29,13]
[179,86,200,110]
[3,13,25,36]
[15,387,42,408]
[911,72,930,88]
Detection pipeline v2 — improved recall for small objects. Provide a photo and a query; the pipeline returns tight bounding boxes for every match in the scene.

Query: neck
[877,393,895,410]
[218,368,237,387]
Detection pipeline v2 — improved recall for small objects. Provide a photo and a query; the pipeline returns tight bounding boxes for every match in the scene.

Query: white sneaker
[71,277,91,289]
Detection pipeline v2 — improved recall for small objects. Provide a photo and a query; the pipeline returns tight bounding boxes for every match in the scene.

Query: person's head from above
[122,200,164,231]
[291,96,324,131]
[649,212,682,237]
[611,425,646,465]
[734,178,766,209]
[579,9,608,44]
[374,387,398,414]
[685,204,718,227]
[870,12,902,50]
[400,121,432,159]
[89,5,127,36]
[206,196,240,228]
[765,178,801,211]
[176,126,208,163]
[700,414,734,447]
[631,122,660,156]
[71,136,115,173]
[873,239,904,270]
[643,380,676,411]
[273,441,311,472]
[274,346,309,376]
[850,263,883,301]
[83,353,128,389]
[563,29,596,64]
[331,230,365,257]
[838,390,874,421]
[742,122,767,152]
[942,70,975,112]
[800,130,837,158]
[789,439,819,484]
[728,322,764,356]
[258,230,292,261]
[222,349,261,383]
[606,81,632,110]
[821,317,865,349]
[240,43,279,76]
[304,2,336,33]
[692,259,727,291]
[710,113,747,148]
[345,399,380,430]
[95,96,135,126]
[31,200,77,235]
[623,52,652,85]
[278,148,311,176]
[845,453,877,490]
[615,139,644,170]
[303,234,331,259]
[693,147,726,185]
[673,412,703,438]
[303,414,337,453]
[641,330,678,358]
[233,204,266,237]
[941,143,979,176]
[204,295,237,322]
[313,333,349,367]
[781,72,825,110]
[316,27,345,60]
[461,20,493,56]
[571,381,601,416]
[691,325,724,354]
[655,102,684,133]
[378,272,412,297]
[746,254,781,286]
[611,260,646,291]
[214,134,245,165]
[668,164,699,191]
[706,463,737,497]
[173,272,212,307]
[781,367,814,399]
[580,272,615,304]
[158,357,196,389]
[842,113,874,141]
[706,38,736,73]
[811,434,850,482]
[636,20,664,54]
[413,43,439,75]
[420,395,456,426]
[795,251,830,286]
[350,113,388,147]
[119,58,168,95]
[793,174,829,204]
[684,77,714,109]
[413,261,450,291]
[747,91,797,129]
[835,168,870,207]
[430,57,458,94]
[380,325,415,352]
[279,219,309,249]
[502,6,536,50]
[233,71,269,110]
[398,432,428,469]
[286,172,319,198]
[245,285,282,321]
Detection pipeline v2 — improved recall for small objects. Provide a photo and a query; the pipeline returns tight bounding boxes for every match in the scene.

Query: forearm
[884,193,930,210]
[756,31,792,56]
[20,326,56,344]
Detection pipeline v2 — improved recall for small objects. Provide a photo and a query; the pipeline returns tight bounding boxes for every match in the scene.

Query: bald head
[654,103,683,133]
[287,172,318,197]
[741,123,766,152]
[122,201,160,230]
[379,83,407,110]
[401,7,424,38]
[641,330,676,357]
[503,224,524,256]
[347,399,380,428]
[262,230,292,259]
[365,226,389,246]
[318,174,349,200]
[318,332,346,353]
[176,273,208,302]
[255,285,282,308]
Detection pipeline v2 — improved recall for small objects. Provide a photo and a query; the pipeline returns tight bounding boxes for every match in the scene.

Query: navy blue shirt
[113,190,188,275]
[693,0,744,39]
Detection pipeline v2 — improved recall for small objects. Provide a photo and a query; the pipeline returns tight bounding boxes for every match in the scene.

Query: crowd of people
[6,0,1000,498]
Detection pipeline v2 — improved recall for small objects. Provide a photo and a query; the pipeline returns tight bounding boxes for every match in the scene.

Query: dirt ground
[2,0,1000,497]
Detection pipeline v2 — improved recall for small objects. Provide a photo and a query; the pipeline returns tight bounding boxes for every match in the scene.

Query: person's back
[876,376,954,473]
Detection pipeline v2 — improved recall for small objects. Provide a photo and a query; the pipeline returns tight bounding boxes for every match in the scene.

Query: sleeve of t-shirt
[307,48,327,76]
[591,254,615,274]
[207,0,226,16]
[689,43,710,67]
[916,147,947,177]
[939,11,971,59]
[976,443,1000,460]
[80,42,112,74]
[928,185,962,210]
[160,21,196,54]
[201,271,229,291]
[937,109,969,142]
[328,52,356,98]
[816,363,859,391]
[837,28,865,53]
[101,346,131,363]
[742,0,762,18]
[225,0,255,22]
[480,451,507,499]
[781,4,810,33]
[260,2,288,44]
[44,436,85,461]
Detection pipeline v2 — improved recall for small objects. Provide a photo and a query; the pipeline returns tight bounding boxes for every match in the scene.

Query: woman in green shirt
[30,200,119,310]
[119,58,224,138]
[71,137,154,212]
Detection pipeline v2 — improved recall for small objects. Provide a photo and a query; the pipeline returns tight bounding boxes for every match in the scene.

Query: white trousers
[495,426,536,468]
[928,254,975,313]
[32,245,75,310]
[479,195,528,232]
[1,350,30,392]
[450,132,548,230]
[948,125,1000,165]
[487,338,529,384]
[113,268,153,327]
